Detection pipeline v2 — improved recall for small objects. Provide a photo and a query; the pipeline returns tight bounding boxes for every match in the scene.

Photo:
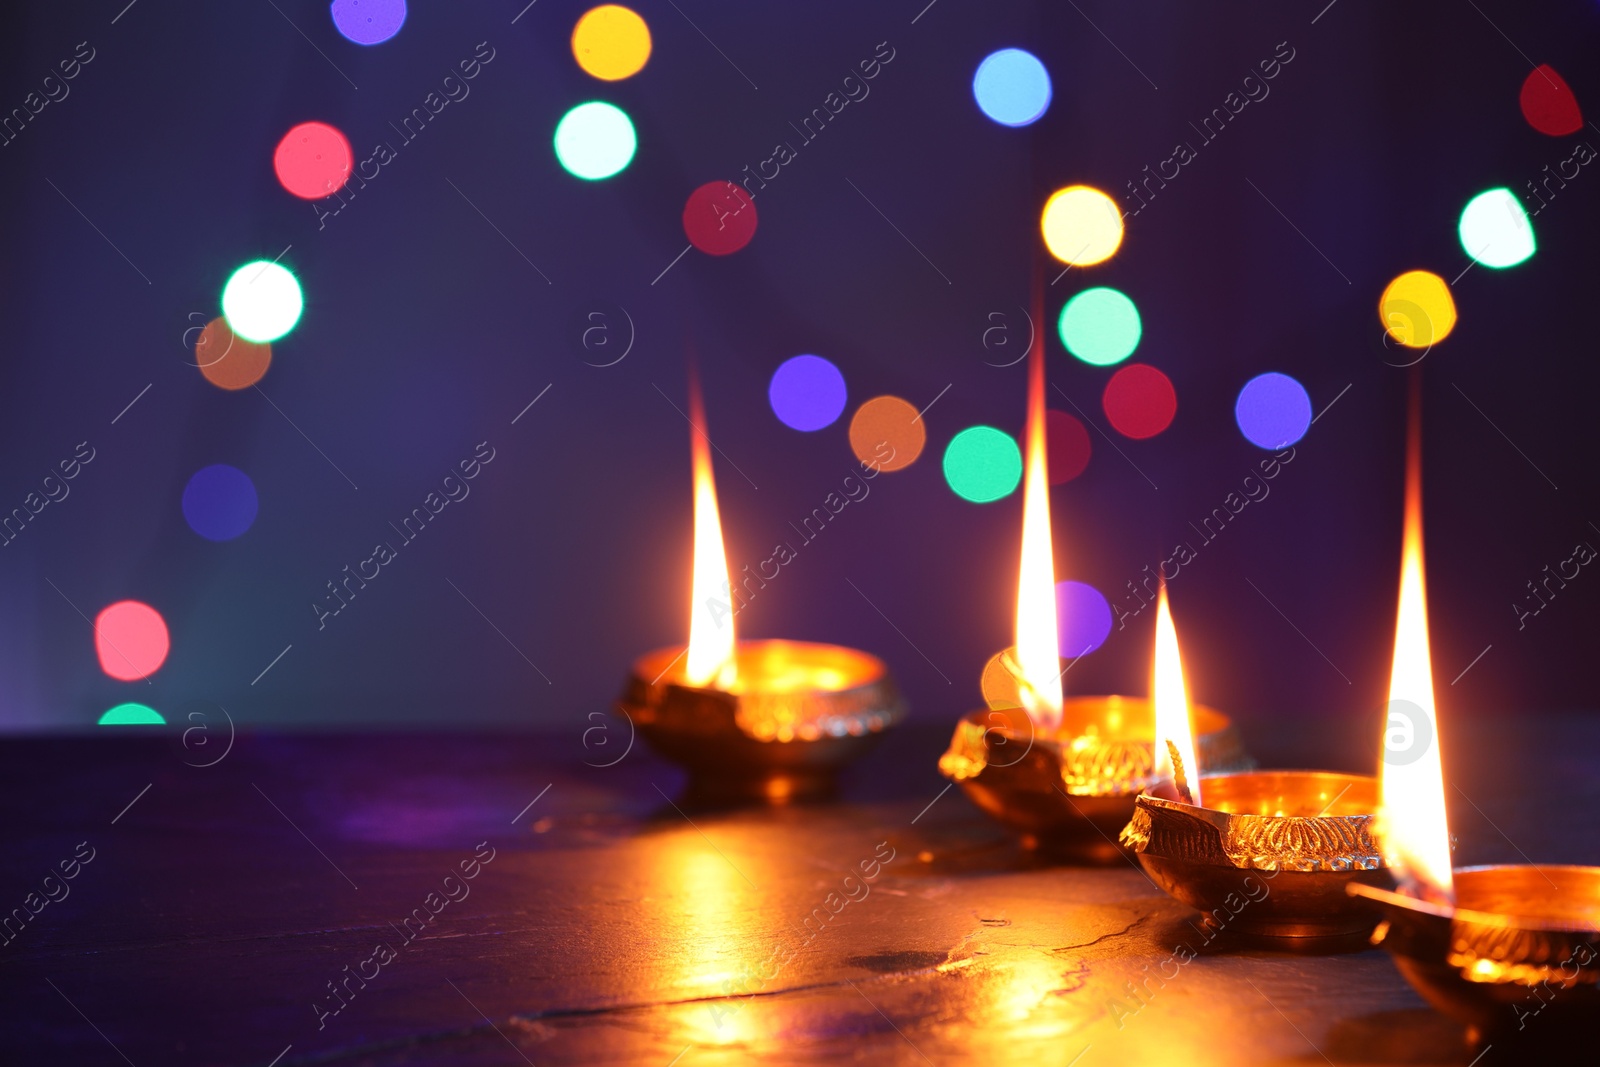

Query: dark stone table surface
[3,709,1597,1066]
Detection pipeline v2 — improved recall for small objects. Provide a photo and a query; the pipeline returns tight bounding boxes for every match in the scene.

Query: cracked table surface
[2,710,1597,1066]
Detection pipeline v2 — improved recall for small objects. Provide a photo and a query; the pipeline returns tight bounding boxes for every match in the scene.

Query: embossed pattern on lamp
[938,310,1251,853]
[617,380,904,803]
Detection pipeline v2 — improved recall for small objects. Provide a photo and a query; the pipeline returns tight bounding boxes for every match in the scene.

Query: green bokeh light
[1458,187,1535,269]
[221,261,304,343]
[554,101,637,180]
[98,702,166,725]
[1058,287,1141,366]
[942,426,1022,503]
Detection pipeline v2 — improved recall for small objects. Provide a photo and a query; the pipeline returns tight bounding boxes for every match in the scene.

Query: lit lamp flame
[1013,323,1063,735]
[1151,585,1201,806]
[1378,422,1454,902]
[685,384,737,689]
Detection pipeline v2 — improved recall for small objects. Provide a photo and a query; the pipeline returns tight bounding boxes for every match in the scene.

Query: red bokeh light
[95,600,170,681]
[274,121,353,199]
[1519,65,1582,137]
[683,180,758,255]
[1102,364,1177,440]
[1045,408,1091,483]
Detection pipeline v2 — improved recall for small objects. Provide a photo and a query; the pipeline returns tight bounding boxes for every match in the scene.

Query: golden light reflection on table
[652,837,761,996]
[987,951,1080,1033]
[633,821,835,1058]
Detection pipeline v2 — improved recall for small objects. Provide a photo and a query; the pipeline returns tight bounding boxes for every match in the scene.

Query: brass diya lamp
[1122,768,1387,944]
[1344,411,1600,1045]
[1118,586,1388,946]
[1350,866,1600,1045]
[938,325,1250,854]
[1122,412,1471,947]
[619,381,904,802]
[940,668,1253,855]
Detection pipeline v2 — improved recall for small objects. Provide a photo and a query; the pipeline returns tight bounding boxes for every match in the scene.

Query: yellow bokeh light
[572,5,652,81]
[1379,270,1457,349]
[1040,185,1123,266]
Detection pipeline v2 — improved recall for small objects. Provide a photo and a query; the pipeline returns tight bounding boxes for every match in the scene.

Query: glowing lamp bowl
[1122,771,1391,948]
[937,695,1253,859]
[620,640,906,802]
[1349,865,1600,1045]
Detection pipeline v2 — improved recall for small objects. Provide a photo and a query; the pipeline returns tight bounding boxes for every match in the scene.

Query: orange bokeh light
[196,317,272,391]
[848,395,925,472]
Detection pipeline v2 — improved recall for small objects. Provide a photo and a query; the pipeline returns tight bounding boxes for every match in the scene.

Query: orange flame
[1013,306,1063,734]
[1377,408,1454,901]
[1151,585,1202,806]
[685,380,737,689]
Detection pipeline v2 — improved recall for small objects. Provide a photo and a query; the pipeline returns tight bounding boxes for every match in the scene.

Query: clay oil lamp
[939,323,1250,856]
[1349,419,1600,1044]
[620,381,905,803]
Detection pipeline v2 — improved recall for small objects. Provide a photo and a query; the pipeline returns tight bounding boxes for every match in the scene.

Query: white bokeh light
[222,261,304,343]
[1458,188,1535,269]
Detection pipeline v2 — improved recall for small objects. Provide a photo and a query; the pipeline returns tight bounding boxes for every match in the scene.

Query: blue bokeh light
[1056,580,1113,657]
[1234,372,1312,450]
[769,355,847,432]
[182,465,260,542]
[331,0,407,46]
[973,48,1052,127]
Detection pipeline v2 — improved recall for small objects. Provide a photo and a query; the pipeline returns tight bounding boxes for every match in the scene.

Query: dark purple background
[1,0,1596,734]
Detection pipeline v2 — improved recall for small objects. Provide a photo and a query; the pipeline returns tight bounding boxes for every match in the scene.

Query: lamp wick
[1166,739,1194,804]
